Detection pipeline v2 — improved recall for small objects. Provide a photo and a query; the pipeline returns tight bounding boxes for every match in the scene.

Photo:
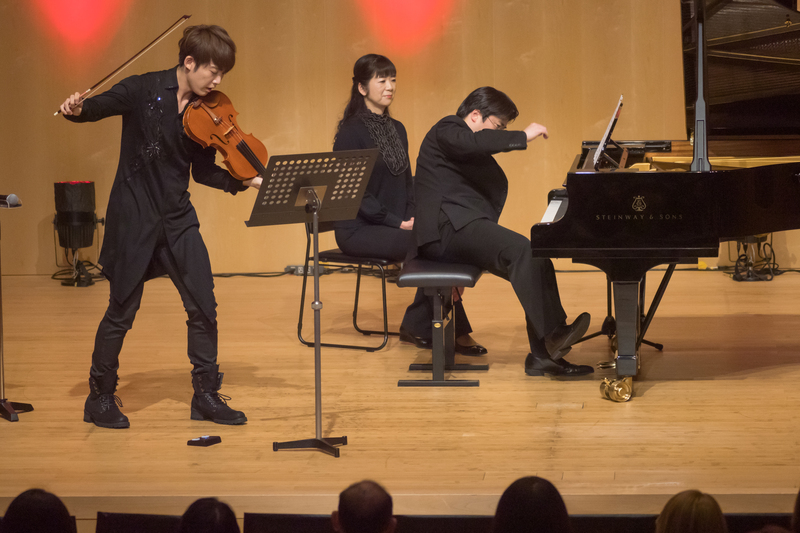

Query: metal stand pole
[273,189,347,457]
[0,210,34,422]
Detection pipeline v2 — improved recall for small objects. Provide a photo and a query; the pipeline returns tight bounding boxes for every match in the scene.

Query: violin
[182,90,269,180]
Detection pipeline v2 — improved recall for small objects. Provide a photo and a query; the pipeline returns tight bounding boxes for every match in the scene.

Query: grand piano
[530,0,800,401]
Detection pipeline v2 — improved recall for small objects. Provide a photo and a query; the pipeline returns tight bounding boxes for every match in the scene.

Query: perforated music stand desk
[246,149,378,457]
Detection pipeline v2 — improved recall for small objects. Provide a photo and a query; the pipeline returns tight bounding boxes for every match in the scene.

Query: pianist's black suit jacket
[413,115,528,249]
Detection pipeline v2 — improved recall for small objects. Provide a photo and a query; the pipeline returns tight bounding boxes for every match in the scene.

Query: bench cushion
[397,259,482,288]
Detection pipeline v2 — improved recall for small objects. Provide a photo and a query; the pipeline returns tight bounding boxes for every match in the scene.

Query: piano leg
[612,281,641,378]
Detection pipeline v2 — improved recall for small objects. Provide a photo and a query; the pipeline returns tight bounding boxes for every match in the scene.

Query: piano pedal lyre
[609,335,618,354]
[600,376,633,402]
[597,360,615,370]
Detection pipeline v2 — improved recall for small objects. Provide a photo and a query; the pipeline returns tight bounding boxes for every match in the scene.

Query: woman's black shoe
[400,328,487,355]
[524,354,594,378]
[399,328,433,349]
[455,342,488,356]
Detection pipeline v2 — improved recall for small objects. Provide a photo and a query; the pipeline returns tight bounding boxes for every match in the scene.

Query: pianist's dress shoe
[544,312,591,360]
[524,354,594,378]
[399,327,433,349]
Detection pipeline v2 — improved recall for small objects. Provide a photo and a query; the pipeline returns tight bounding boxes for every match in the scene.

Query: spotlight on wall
[53,181,104,287]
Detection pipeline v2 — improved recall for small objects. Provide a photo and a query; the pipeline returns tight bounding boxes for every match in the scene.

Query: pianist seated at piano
[412,86,593,378]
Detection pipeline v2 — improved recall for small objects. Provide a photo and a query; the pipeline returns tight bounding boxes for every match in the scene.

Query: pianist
[412,86,593,378]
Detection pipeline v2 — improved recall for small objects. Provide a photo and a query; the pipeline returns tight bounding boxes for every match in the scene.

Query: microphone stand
[1,195,34,421]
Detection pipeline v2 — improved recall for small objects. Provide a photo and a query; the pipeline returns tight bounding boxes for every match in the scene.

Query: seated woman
[332,54,485,355]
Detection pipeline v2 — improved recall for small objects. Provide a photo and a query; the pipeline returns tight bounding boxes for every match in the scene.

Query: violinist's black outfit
[66,67,248,383]
[413,116,567,353]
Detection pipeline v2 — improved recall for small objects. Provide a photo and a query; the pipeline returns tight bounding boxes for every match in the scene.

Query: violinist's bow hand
[59,92,84,116]
[244,176,262,190]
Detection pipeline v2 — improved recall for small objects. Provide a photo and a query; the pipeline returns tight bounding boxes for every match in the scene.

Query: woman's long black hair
[335,54,396,143]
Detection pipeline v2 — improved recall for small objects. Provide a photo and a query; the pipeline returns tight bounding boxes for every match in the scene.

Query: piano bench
[396,259,488,387]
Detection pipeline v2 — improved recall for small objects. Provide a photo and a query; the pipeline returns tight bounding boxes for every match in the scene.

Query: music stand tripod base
[1,400,34,422]
[273,436,348,458]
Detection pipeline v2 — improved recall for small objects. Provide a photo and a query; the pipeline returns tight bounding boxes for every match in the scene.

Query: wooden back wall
[3,0,794,276]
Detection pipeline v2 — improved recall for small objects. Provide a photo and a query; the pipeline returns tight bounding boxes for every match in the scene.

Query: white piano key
[540,199,563,223]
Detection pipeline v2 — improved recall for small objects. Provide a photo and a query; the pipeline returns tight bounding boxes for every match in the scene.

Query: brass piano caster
[600,377,633,402]
[597,360,616,370]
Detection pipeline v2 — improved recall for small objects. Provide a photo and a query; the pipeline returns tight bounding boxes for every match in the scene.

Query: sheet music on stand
[246,149,378,228]
[246,148,378,457]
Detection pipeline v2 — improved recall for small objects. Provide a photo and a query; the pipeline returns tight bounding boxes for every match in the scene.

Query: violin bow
[54,14,192,116]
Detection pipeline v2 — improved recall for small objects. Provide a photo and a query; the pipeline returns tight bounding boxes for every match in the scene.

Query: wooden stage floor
[2,268,800,528]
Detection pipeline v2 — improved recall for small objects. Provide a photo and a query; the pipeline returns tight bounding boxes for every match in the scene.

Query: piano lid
[682,0,800,138]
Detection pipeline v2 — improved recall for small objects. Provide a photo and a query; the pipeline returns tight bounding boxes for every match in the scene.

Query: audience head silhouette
[492,476,571,533]
[792,487,800,533]
[0,488,74,533]
[176,497,239,533]
[332,480,395,533]
[656,490,728,533]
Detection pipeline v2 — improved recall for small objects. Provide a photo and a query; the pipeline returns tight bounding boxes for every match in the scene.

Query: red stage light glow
[30,0,132,53]
[355,0,457,57]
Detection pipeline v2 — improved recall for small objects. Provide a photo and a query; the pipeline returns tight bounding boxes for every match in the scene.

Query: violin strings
[202,108,266,177]
[218,117,266,175]
[237,140,266,175]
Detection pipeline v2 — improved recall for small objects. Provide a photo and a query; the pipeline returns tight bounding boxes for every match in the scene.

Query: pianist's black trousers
[419,216,567,354]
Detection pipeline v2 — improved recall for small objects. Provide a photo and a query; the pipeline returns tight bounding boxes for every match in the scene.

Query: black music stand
[1,193,34,422]
[246,149,378,457]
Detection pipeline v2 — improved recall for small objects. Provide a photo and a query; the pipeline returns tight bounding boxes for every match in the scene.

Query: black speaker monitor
[54,181,96,250]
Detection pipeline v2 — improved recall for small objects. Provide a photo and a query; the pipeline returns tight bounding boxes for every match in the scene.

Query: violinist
[60,24,260,429]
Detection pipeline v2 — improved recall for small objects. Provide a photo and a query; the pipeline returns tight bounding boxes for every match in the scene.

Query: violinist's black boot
[190,365,247,425]
[84,374,130,428]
